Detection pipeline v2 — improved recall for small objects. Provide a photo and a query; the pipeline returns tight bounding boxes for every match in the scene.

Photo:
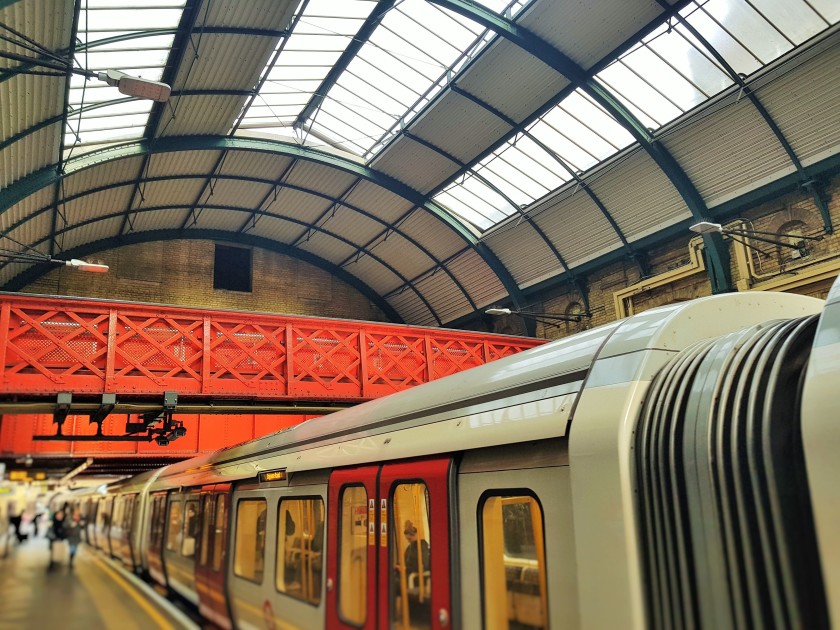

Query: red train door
[195,484,232,629]
[326,457,452,630]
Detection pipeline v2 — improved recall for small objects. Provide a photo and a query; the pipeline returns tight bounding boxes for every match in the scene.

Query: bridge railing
[0,295,543,400]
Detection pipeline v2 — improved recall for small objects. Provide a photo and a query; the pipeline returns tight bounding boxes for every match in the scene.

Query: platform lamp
[0,249,109,273]
[689,221,823,255]
[485,307,590,328]
[0,51,171,101]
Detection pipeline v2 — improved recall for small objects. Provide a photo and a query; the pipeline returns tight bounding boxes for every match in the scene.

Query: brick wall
[491,173,840,340]
[20,239,387,321]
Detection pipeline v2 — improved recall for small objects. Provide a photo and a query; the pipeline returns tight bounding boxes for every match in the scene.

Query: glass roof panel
[64,0,184,150]
[435,176,514,231]
[303,0,496,157]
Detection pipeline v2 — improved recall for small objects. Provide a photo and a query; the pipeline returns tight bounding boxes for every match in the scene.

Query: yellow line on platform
[91,555,176,630]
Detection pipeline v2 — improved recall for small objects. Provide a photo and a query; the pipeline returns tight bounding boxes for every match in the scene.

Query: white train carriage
[130,286,834,630]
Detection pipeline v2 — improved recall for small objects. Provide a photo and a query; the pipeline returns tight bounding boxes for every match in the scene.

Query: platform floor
[0,537,197,629]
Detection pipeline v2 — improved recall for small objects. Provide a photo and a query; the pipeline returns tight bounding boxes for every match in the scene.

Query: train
[59,277,840,630]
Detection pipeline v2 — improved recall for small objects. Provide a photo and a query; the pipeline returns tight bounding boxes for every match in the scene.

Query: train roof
[151,290,823,490]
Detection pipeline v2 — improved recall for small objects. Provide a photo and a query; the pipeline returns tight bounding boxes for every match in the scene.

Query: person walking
[65,508,83,568]
[47,505,68,570]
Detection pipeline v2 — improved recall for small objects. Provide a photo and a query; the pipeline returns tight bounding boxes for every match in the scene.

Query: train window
[151,495,166,547]
[199,495,215,567]
[166,500,183,552]
[390,483,432,630]
[480,494,548,630]
[234,499,267,583]
[182,500,199,557]
[276,498,325,606]
[338,485,367,626]
[212,495,227,572]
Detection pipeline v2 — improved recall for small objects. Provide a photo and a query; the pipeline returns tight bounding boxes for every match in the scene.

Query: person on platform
[47,505,68,570]
[8,503,24,544]
[65,508,83,568]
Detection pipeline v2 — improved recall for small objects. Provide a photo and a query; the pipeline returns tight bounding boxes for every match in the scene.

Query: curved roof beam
[0,135,532,331]
[2,228,404,322]
[659,1,833,234]
[428,0,732,292]
[3,203,434,321]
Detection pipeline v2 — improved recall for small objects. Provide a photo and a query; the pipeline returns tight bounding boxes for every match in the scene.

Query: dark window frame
[213,244,253,293]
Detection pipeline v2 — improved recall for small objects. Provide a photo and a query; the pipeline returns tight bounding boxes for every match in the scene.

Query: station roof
[1,0,838,327]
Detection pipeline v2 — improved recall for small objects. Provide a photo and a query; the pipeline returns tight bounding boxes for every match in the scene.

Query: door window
[166,500,182,552]
[339,485,368,626]
[390,483,431,630]
[234,499,267,583]
[199,495,214,567]
[182,499,199,557]
[480,495,548,629]
[276,498,325,605]
[212,495,227,572]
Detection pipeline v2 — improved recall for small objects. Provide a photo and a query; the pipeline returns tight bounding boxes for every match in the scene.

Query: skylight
[434,0,839,232]
[63,1,185,152]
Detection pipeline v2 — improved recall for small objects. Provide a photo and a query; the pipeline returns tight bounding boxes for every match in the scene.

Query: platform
[0,537,197,629]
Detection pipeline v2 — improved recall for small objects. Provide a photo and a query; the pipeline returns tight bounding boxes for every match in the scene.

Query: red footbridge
[0,294,543,468]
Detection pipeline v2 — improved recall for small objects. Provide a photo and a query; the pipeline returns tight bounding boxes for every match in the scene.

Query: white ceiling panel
[146,150,223,177]
[409,90,513,164]
[129,208,187,234]
[365,233,437,281]
[663,97,792,208]
[158,95,246,137]
[519,0,663,71]
[247,214,304,243]
[219,151,295,181]
[445,248,506,309]
[387,289,437,327]
[589,150,691,242]
[284,160,360,197]
[264,187,333,224]
[0,188,54,235]
[0,126,59,189]
[298,229,358,265]
[62,185,134,226]
[340,252,403,295]
[343,181,415,225]
[371,135,460,193]
[204,179,273,209]
[485,220,566,288]
[140,179,207,209]
[397,209,465,261]
[63,156,145,197]
[413,269,472,324]
[185,207,245,232]
[170,34,275,92]
[455,39,570,123]
[316,206,385,248]
[59,216,124,252]
[531,186,622,270]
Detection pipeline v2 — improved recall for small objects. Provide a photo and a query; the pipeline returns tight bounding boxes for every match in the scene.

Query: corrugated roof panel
[589,150,691,241]
[397,209,465,261]
[341,253,403,295]
[219,151,295,181]
[146,150,223,177]
[61,185,134,226]
[366,234,437,281]
[204,179,273,209]
[663,97,792,208]
[59,216,123,252]
[130,208,188,233]
[371,136,460,194]
[7,210,50,252]
[530,186,621,270]
[316,206,384,247]
[158,95,246,137]
[413,269,472,324]
[298,230,358,265]
[0,188,54,234]
[184,207,244,232]
[519,0,663,71]
[388,289,437,327]
[248,214,302,243]
[456,39,570,123]
[343,181,415,225]
[63,156,145,197]
[169,34,276,92]
[485,220,564,287]
[446,248,507,309]
[1,73,64,149]
[139,179,207,209]
[0,126,59,188]
[205,0,296,28]
[264,187,332,225]
[0,0,73,55]
[409,91,513,164]
[758,35,840,168]
[283,160,359,198]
